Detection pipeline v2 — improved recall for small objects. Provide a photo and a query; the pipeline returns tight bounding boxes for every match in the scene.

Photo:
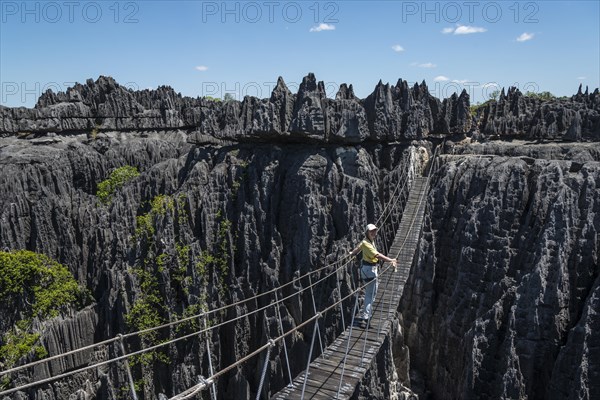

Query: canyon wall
[1,75,599,399]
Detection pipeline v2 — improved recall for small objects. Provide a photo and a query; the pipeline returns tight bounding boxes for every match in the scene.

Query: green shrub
[525,91,555,101]
[0,331,45,368]
[125,267,167,368]
[0,250,85,368]
[135,214,155,240]
[97,166,140,204]
[150,195,174,216]
[0,250,83,318]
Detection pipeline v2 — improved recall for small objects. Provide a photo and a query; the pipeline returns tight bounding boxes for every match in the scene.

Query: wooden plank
[272,176,429,400]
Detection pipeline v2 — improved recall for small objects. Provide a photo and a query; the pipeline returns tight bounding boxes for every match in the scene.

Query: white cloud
[411,62,436,68]
[516,32,534,42]
[310,23,335,32]
[392,44,404,52]
[577,76,587,80]
[455,25,487,34]
[434,76,450,82]
[195,65,209,71]
[444,25,487,35]
[452,79,470,84]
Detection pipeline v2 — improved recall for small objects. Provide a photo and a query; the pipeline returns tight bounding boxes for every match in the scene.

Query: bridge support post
[256,340,274,400]
[116,334,139,400]
[202,316,218,400]
[275,290,294,387]
[337,294,360,399]
[301,312,322,400]
[336,269,346,332]
[308,275,325,359]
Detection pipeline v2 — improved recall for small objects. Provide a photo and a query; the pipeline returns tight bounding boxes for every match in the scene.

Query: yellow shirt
[360,239,378,263]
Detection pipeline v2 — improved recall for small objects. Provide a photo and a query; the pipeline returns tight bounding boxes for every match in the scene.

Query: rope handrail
[0,151,416,397]
[171,256,402,400]
[0,251,399,398]
[0,254,357,396]
[172,148,435,400]
[335,144,441,395]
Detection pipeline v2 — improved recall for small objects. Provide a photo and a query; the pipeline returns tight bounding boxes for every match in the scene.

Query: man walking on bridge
[349,224,397,324]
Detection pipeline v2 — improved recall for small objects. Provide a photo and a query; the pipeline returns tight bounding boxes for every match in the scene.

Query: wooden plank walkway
[271,176,429,400]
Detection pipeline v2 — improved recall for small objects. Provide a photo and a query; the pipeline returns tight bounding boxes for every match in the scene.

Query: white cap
[366,224,378,231]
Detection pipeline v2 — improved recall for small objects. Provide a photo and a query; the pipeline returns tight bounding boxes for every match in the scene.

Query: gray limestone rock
[0,131,413,399]
[400,151,600,400]
[475,86,600,140]
[0,74,476,142]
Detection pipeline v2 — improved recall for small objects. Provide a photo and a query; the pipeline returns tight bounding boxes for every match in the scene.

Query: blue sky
[1,0,599,107]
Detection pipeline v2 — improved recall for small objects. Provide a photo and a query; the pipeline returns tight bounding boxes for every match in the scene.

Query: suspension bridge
[271,176,428,400]
[0,147,439,400]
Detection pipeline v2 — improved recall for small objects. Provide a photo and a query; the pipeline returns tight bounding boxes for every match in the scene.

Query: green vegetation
[196,214,233,299]
[135,213,155,240]
[135,195,176,240]
[126,193,234,377]
[0,250,86,368]
[150,195,174,216]
[0,250,84,319]
[0,331,46,368]
[125,266,168,368]
[175,301,209,334]
[128,193,193,369]
[177,194,188,227]
[195,251,213,281]
[173,244,190,291]
[470,100,494,115]
[230,156,249,202]
[176,244,190,270]
[488,90,500,101]
[470,89,557,115]
[97,165,140,204]
[524,91,556,101]
[203,96,221,102]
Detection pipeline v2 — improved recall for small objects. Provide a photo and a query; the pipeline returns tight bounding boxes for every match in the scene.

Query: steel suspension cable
[1,151,418,398]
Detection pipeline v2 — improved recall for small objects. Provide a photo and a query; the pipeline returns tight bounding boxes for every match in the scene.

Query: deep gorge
[1,74,599,400]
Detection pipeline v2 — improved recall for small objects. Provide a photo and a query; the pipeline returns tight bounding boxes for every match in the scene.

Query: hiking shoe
[355,313,369,321]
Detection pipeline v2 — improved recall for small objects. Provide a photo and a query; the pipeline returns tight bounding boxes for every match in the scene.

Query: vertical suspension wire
[300,313,322,399]
[308,275,325,359]
[255,339,274,400]
[359,282,372,367]
[385,202,400,325]
[376,210,392,341]
[377,169,400,341]
[336,267,346,332]
[376,262,392,341]
[203,317,218,400]
[385,162,411,331]
[117,334,139,400]
[274,290,293,388]
[336,293,360,399]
